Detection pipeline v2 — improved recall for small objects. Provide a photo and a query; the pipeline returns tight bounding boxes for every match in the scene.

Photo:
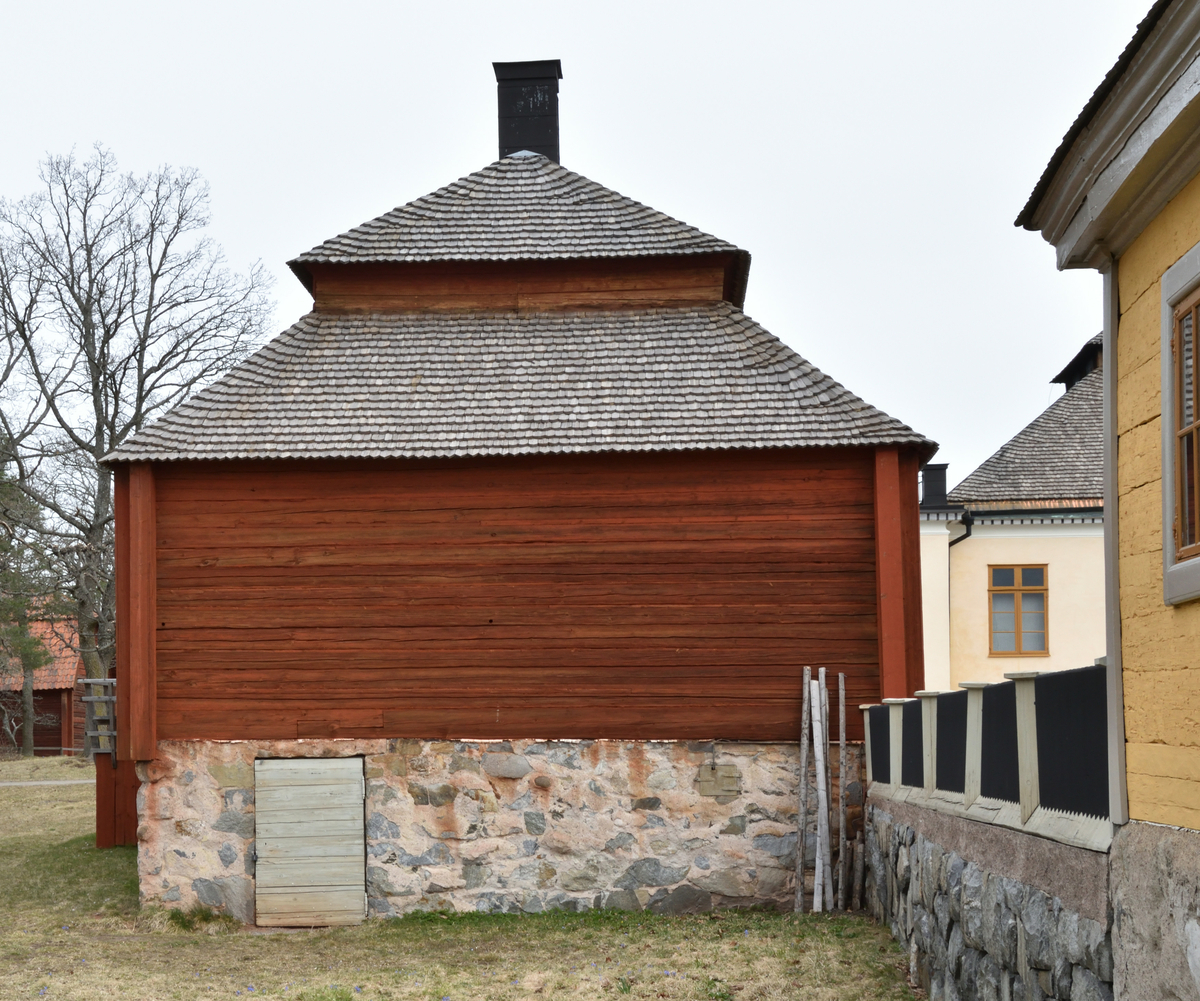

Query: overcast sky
[2,1,1151,485]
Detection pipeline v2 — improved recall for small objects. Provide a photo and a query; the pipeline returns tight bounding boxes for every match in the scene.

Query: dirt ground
[0,757,916,1001]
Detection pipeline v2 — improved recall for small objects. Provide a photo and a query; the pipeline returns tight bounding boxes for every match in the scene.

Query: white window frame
[1161,241,1200,604]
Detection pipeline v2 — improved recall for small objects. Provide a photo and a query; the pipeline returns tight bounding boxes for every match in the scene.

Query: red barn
[0,622,84,756]
[107,62,933,925]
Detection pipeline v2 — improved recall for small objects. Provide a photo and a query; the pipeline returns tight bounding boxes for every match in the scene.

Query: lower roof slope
[106,304,934,462]
[948,368,1102,508]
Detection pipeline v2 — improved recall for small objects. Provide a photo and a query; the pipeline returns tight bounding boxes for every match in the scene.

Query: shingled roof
[105,304,934,462]
[948,368,1102,508]
[289,154,751,305]
[0,622,82,692]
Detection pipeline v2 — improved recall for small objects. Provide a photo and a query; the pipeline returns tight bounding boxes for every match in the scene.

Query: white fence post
[915,690,939,794]
[882,698,907,786]
[1005,671,1042,824]
[960,682,988,808]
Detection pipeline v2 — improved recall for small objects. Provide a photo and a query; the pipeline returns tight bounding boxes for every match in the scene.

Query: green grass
[0,759,916,1000]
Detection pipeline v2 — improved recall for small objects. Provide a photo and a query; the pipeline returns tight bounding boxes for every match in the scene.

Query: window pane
[1184,311,1195,428]
[1185,434,1197,548]
[1021,567,1044,587]
[1022,612,1045,632]
[992,567,1015,587]
[992,593,1015,647]
[1022,631,1047,652]
[1021,593,1045,612]
[992,631,1017,652]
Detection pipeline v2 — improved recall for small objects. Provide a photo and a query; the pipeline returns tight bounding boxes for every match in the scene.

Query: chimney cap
[493,60,563,82]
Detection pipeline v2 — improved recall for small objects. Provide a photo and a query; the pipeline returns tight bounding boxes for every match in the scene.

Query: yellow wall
[947,525,1106,688]
[1117,168,1200,829]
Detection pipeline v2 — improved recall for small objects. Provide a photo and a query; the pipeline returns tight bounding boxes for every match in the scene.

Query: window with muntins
[1175,287,1200,560]
[988,565,1048,656]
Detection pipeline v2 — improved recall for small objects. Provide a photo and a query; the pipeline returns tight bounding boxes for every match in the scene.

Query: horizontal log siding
[154,449,879,741]
[305,255,735,312]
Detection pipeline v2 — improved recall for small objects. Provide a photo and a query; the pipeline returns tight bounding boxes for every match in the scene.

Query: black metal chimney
[921,463,949,508]
[493,60,563,162]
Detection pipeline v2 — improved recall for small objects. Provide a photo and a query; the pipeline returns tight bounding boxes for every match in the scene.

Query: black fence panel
[901,699,923,787]
[1036,665,1109,818]
[980,682,1020,803]
[868,704,890,783]
[936,690,968,793]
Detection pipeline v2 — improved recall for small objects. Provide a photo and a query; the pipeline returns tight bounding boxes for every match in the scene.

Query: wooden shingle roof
[289,154,751,304]
[106,304,934,462]
[948,368,1102,508]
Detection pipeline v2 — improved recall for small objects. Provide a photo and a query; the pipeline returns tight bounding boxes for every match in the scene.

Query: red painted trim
[127,464,157,760]
[114,466,131,760]
[875,447,909,699]
[95,753,115,849]
[899,450,926,695]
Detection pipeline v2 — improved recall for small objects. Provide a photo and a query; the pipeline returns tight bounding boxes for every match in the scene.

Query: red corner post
[874,447,925,699]
[115,462,157,761]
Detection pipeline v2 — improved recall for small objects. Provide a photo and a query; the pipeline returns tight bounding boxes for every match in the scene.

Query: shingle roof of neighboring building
[291,153,744,268]
[948,368,1102,507]
[105,303,935,462]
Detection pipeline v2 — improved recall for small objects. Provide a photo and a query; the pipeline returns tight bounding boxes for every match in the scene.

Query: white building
[921,336,1106,689]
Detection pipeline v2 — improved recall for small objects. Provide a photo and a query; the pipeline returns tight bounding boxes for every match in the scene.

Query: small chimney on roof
[493,60,563,163]
[921,463,949,509]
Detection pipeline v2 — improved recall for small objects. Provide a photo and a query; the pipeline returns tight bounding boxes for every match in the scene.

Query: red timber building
[106,62,934,924]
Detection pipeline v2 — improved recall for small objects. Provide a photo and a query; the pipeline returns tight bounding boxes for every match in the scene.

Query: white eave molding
[1032,0,1200,268]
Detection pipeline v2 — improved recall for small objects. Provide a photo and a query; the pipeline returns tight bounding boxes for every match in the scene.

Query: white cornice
[1031,0,1200,268]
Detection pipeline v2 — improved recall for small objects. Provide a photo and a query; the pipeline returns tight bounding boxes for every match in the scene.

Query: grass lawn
[0,757,916,1001]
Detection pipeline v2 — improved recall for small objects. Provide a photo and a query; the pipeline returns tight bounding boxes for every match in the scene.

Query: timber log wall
[148,447,882,742]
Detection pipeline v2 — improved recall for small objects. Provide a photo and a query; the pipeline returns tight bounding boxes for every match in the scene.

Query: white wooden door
[254,757,366,926]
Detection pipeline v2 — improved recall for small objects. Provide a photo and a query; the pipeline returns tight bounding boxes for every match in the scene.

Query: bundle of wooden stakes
[793,667,866,913]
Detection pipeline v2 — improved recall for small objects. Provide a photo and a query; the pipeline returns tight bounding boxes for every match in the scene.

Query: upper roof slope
[291,153,744,269]
[106,304,934,462]
[948,368,1102,507]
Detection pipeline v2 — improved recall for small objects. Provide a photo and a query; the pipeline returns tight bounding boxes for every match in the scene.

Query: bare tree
[0,692,59,754]
[0,146,273,747]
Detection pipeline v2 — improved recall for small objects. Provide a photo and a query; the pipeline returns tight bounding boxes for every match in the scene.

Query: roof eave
[1017,0,1200,270]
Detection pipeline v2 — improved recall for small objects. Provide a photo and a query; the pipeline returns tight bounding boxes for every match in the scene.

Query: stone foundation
[136,738,862,923]
[1110,819,1200,999]
[865,799,1113,1000]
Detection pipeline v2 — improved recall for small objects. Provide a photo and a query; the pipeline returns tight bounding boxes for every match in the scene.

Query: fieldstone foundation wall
[136,738,863,923]
[1109,819,1200,1000]
[866,800,1113,1001]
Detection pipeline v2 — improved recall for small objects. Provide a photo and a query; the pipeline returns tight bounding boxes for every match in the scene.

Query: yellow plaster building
[1020,0,1200,993]
[919,343,1107,691]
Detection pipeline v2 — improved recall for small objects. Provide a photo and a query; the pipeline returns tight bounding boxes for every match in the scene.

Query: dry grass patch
[0,773,916,1001]
[0,755,94,784]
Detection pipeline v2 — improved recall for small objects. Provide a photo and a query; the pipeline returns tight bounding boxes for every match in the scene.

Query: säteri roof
[289,154,751,305]
[105,304,935,462]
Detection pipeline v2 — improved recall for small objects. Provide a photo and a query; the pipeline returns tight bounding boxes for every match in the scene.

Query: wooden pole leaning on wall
[810,676,829,913]
[837,673,848,912]
[820,668,833,913]
[1005,672,1042,824]
[795,666,812,914]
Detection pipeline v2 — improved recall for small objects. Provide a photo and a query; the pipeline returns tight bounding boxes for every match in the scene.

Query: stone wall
[865,799,1113,1001]
[136,737,863,923]
[1109,819,1200,999]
